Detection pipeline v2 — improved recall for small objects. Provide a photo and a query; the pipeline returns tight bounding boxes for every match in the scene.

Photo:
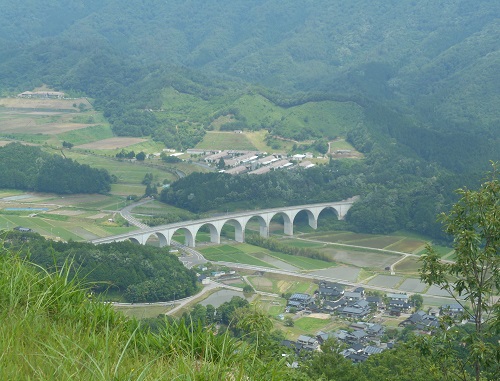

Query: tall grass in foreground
[0,251,289,380]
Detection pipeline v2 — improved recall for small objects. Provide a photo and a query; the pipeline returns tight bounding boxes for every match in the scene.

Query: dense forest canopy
[0,143,112,194]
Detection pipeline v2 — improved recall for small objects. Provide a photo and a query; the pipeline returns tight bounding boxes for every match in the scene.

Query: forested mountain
[1,0,498,126]
[0,1,498,172]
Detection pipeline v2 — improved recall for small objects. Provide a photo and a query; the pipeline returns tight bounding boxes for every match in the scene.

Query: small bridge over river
[92,198,358,248]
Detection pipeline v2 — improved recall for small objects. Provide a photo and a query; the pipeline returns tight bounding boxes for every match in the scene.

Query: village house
[399,310,440,330]
[296,335,320,351]
[317,281,344,300]
[344,291,363,301]
[440,303,465,318]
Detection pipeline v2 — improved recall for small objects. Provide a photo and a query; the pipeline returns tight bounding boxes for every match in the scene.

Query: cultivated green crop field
[204,242,334,271]
[199,245,277,267]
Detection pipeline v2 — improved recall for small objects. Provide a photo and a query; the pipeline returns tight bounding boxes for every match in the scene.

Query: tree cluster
[3,232,198,303]
[0,143,112,194]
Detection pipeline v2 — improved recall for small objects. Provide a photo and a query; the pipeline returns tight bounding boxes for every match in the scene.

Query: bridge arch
[292,209,317,230]
[269,211,294,235]
[195,222,220,245]
[221,218,244,243]
[169,227,195,247]
[243,215,269,239]
[127,237,141,245]
[144,232,168,247]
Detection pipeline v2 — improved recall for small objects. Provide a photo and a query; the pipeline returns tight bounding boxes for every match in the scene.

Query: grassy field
[56,124,114,145]
[199,245,277,268]
[60,151,178,188]
[195,131,258,150]
[113,303,174,319]
[203,242,334,271]
[266,251,334,270]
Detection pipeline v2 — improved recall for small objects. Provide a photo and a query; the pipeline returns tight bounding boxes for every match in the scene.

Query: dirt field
[0,97,91,110]
[0,111,93,135]
[47,209,85,216]
[308,313,331,319]
[76,137,147,149]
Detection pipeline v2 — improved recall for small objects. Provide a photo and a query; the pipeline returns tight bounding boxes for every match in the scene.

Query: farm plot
[199,245,277,268]
[319,246,400,269]
[367,275,403,288]
[0,110,94,136]
[252,254,300,271]
[76,137,147,150]
[426,285,453,297]
[247,276,274,293]
[310,266,360,282]
[61,151,177,187]
[347,236,402,249]
[0,97,91,111]
[305,231,374,243]
[385,238,427,253]
[394,256,421,273]
[267,251,334,270]
[280,238,325,249]
[398,278,427,293]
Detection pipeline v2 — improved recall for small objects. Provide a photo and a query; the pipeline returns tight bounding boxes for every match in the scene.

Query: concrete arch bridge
[92,198,357,248]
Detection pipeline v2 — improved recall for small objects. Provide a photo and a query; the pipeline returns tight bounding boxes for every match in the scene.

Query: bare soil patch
[0,97,90,110]
[47,209,85,216]
[308,313,331,319]
[0,112,92,134]
[76,137,147,149]
[87,213,108,219]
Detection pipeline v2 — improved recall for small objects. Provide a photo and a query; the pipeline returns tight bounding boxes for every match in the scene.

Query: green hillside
[1,0,497,129]
[0,1,498,173]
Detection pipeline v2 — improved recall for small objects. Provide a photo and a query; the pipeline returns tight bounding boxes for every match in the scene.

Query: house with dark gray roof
[440,304,465,317]
[287,293,314,310]
[318,281,344,300]
[399,310,439,330]
[364,346,384,356]
[297,335,320,351]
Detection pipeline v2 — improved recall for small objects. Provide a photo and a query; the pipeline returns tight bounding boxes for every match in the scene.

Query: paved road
[119,199,153,229]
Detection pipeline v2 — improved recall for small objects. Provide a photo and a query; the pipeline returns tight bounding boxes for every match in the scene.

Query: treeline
[160,168,355,213]
[3,231,198,303]
[245,234,332,262]
[0,143,112,194]
[160,152,480,240]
